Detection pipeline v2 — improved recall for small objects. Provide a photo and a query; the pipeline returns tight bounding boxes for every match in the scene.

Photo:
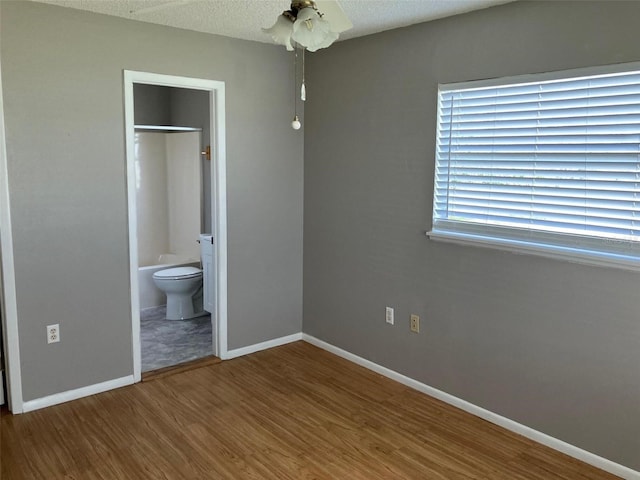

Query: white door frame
[123,71,228,382]
[0,27,24,413]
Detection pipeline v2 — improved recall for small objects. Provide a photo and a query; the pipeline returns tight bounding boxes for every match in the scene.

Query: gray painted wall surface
[1,1,303,401]
[303,0,640,470]
[133,84,171,126]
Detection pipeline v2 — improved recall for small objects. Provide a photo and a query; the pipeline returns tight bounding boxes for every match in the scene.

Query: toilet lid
[153,266,202,280]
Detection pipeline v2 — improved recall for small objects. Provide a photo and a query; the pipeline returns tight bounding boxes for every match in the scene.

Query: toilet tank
[199,234,215,313]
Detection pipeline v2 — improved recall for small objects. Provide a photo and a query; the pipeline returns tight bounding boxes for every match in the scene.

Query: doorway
[123,71,228,382]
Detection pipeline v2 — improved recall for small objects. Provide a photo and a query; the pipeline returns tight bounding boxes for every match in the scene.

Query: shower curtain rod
[134,125,202,132]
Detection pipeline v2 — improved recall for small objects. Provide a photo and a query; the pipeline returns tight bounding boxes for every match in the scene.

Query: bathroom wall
[170,89,212,233]
[165,131,201,261]
[303,0,640,470]
[1,0,303,402]
[135,132,170,267]
[135,131,202,267]
[134,85,212,233]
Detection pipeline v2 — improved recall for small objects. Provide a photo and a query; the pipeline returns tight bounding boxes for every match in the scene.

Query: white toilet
[152,266,204,320]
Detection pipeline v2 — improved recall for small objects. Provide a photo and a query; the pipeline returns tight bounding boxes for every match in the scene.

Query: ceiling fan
[262,0,353,52]
[263,0,353,129]
[131,0,353,130]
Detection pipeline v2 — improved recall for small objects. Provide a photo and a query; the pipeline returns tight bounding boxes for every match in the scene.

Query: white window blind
[432,65,640,265]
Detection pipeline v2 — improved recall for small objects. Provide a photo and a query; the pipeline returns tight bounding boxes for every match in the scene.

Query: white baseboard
[223,332,302,360]
[302,334,639,480]
[19,332,303,413]
[22,375,135,413]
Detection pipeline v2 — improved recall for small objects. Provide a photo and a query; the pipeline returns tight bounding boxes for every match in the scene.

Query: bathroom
[133,83,216,374]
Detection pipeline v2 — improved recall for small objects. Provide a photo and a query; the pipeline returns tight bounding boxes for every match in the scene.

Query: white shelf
[134,125,202,132]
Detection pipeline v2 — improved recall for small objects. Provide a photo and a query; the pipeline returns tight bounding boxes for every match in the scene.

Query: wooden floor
[2,341,618,479]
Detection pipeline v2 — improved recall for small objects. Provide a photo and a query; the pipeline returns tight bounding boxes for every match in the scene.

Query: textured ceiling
[30,0,515,43]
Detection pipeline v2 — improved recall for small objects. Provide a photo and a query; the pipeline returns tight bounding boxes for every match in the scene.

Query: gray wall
[1,1,303,401]
[303,0,640,470]
[133,84,171,126]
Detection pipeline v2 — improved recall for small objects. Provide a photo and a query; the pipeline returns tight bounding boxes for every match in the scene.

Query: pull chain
[292,47,301,130]
[301,48,306,102]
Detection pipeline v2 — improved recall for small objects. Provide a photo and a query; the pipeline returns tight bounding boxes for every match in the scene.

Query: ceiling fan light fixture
[262,13,295,51]
[264,0,348,52]
[264,0,352,129]
[306,28,339,52]
[290,7,338,51]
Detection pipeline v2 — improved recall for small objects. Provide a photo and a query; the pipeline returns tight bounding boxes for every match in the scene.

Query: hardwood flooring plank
[1,341,620,479]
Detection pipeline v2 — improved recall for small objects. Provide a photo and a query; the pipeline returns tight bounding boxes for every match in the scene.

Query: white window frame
[428,62,640,271]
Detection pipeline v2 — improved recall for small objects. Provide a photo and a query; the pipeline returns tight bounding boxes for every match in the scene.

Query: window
[430,64,640,269]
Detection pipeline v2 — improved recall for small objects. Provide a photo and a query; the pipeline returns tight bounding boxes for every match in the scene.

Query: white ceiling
[31,0,514,44]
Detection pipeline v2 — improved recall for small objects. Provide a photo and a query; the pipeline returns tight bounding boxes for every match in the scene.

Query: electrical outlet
[410,314,420,333]
[47,324,60,344]
[385,306,394,325]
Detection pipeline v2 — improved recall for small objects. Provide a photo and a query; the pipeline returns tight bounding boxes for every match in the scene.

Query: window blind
[433,67,640,259]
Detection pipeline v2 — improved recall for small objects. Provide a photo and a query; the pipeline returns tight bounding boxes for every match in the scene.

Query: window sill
[426,229,640,272]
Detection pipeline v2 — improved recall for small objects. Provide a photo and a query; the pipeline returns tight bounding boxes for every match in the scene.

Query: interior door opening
[124,72,227,382]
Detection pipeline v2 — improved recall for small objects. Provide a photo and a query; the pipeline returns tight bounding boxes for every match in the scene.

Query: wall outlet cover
[410,314,420,333]
[47,324,60,344]
[385,306,394,325]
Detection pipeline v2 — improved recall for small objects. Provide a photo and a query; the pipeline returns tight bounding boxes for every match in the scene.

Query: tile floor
[140,306,213,372]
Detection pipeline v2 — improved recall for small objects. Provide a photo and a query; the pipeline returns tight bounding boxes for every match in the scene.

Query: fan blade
[314,0,353,33]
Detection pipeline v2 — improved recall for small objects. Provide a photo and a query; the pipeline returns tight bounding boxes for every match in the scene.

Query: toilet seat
[153,266,202,280]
